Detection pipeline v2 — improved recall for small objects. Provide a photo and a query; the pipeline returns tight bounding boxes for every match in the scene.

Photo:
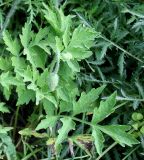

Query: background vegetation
[0,0,144,159]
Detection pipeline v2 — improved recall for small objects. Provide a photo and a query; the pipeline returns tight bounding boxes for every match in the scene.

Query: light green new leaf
[42,99,55,116]
[36,116,58,131]
[32,27,49,45]
[20,22,32,48]
[73,85,106,115]
[24,46,47,69]
[92,92,116,124]
[63,24,71,48]
[0,102,10,113]
[0,57,12,71]
[16,86,35,105]
[3,88,11,100]
[0,125,13,134]
[55,117,75,147]
[92,127,105,155]
[3,31,21,56]
[0,72,23,90]
[11,57,27,70]
[16,66,33,82]
[43,4,71,34]
[57,87,70,102]
[0,133,17,160]
[65,25,96,60]
[98,125,139,147]
[67,60,80,72]
[37,69,49,88]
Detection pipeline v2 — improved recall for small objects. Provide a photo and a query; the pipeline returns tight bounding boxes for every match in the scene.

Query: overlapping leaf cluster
[0,0,143,159]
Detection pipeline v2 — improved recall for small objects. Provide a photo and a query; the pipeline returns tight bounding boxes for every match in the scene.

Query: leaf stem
[75,11,144,63]
[99,35,144,64]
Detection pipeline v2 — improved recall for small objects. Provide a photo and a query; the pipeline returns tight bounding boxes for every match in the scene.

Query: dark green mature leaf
[98,125,139,147]
[55,117,75,147]
[73,85,106,115]
[92,127,105,155]
[96,42,110,60]
[92,92,116,124]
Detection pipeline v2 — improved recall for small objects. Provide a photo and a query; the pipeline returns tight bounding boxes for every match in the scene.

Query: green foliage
[0,0,143,159]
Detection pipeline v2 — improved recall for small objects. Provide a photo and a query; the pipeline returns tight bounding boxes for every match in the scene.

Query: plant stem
[96,121,144,160]
[0,0,22,40]
[21,148,42,160]
[122,145,140,160]
[75,11,144,64]
[13,105,20,141]
[99,35,144,64]
[96,142,117,160]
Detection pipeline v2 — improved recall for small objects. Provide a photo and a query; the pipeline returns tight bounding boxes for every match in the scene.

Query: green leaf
[55,36,64,52]
[67,60,80,72]
[42,99,55,115]
[37,69,49,88]
[0,102,10,113]
[92,92,117,124]
[43,4,71,34]
[0,72,23,90]
[96,43,110,60]
[16,66,33,82]
[36,116,58,131]
[60,101,73,113]
[19,128,48,138]
[20,22,32,48]
[32,27,49,45]
[3,31,21,56]
[0,57,12,71]
[55,117,75,147]
[98,125,139,146]
[0,125,12,134]
[16,86,35,105]
[24,46,47,69]
[11,57,27,70]
[92,127,105,155]
[57,87,70,102]
[65,25,96,60]
[73,85,106,115]
[0,133,17,160]
[63,24,71,48]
